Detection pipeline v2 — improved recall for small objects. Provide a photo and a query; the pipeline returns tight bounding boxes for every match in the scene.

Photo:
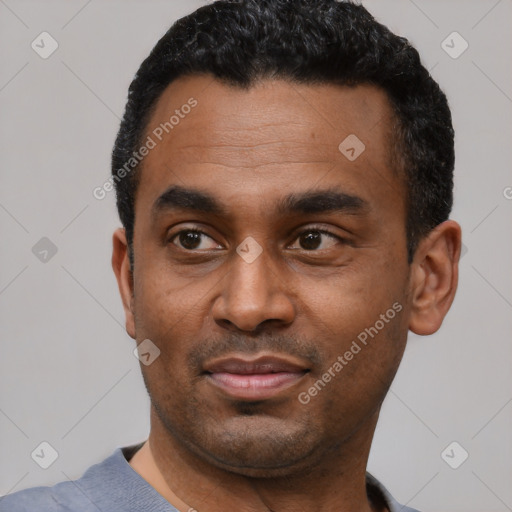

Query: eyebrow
[151,185,368,220]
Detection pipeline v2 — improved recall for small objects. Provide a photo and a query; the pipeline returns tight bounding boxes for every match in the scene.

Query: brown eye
[170,229,220,251]
[290,229,341,251]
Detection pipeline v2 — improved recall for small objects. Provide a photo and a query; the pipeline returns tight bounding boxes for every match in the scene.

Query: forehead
[135,74,403,219]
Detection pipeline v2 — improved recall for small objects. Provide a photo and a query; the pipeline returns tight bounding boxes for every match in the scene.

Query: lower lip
[207,372,306,400]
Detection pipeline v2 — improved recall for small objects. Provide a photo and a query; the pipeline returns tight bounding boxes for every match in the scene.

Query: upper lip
[203,354,309,375]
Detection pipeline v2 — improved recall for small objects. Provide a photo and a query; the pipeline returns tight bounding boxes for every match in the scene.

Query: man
[0,0,461,510]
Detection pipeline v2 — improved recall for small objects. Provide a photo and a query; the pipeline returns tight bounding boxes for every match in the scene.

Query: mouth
[202,354,310,401]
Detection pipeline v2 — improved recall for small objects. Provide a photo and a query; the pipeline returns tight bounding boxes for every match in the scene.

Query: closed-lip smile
[202,354,310,401]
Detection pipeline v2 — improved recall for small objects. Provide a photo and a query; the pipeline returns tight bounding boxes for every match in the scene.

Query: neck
[129,407,385,512]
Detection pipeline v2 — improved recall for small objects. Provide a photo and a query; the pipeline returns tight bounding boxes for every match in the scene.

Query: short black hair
[112,0,454,269]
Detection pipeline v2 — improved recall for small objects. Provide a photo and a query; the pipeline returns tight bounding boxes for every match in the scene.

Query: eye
[169,229,222,251]
[288,228,342,251]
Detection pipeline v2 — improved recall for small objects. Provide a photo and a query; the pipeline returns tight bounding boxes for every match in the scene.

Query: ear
[408,220,462,335]
[112,228,136,339]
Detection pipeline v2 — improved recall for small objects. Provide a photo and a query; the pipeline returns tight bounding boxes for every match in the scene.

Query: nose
[212,245,296,333]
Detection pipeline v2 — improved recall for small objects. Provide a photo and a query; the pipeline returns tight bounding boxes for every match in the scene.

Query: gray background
[1,0,511,510]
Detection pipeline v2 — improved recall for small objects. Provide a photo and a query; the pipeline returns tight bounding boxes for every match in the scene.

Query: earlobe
[112,228,136,339]
[408,220,461,336]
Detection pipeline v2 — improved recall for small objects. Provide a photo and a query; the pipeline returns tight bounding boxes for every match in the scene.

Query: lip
[203,354,309,401]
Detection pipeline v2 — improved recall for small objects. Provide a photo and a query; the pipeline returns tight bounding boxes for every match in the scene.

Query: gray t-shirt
[0,442,420,511]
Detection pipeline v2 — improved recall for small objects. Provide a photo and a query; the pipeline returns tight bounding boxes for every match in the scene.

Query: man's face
[127,75,413,476]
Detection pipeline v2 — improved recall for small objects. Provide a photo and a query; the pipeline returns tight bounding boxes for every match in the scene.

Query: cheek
[308,304,407,425]
[299,263,403,331]
[132,264,205,369]
[134,255,202,322]
[298,264,408,382]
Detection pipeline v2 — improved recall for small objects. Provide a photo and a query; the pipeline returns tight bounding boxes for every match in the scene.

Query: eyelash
[168,226,345,251]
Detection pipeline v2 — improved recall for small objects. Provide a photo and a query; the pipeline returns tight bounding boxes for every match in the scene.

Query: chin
[177,414,326,478]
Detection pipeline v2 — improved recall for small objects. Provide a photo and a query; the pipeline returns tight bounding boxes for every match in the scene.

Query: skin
[112,74,461,512]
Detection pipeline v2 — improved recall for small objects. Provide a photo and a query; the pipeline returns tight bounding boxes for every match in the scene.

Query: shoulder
[0,480,98,512]
[0,446,134,512]
[366,472,422,512]
[0,487,55,511]
[0,443,171,512]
